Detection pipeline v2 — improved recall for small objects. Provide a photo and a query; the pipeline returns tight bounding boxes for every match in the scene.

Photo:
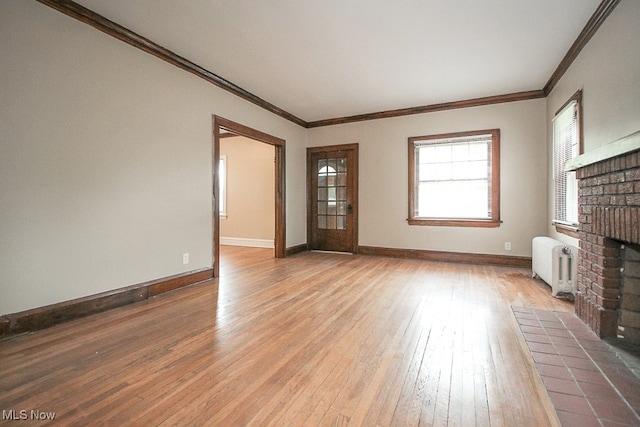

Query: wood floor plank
[0,246,571,426]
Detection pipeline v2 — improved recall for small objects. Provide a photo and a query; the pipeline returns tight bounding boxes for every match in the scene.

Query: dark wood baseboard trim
[147,268,214,297]
[285,243,308,256]
[0,268,213,340]
[358,246,531,268]
[0,317,9,338]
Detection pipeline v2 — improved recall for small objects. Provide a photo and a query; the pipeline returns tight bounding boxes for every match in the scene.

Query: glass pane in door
[318,157,347,230]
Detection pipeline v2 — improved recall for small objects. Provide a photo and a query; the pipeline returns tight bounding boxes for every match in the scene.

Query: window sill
[408,218,501,228]
[553,221,579,238]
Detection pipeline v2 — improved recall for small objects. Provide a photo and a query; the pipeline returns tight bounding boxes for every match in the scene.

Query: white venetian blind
[553,99,579,225]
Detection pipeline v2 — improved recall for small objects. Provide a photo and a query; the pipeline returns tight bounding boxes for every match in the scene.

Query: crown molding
[544,0,621,95]
[306,90,546,128]
[36,0,307,128]
[37,0,619,128]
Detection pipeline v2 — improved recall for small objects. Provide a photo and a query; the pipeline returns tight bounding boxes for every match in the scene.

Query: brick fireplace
[568,132,640,348]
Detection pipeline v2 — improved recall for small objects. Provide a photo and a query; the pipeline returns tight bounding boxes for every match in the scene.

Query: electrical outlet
[504,242,512,251]
[182,253,189,264]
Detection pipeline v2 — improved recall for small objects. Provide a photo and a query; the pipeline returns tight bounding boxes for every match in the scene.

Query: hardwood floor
[0,247,573,426]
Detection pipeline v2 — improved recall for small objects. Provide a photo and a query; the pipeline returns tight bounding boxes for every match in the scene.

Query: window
[318,162,338,207]
[219,155,227,218]
[553,91,582,229]
[317,158,348,229]
[408,129,500,227]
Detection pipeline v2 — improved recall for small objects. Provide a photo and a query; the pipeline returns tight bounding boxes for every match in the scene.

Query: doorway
[213,116,285,277]
[307,144,359,253]
[220,135,274,247]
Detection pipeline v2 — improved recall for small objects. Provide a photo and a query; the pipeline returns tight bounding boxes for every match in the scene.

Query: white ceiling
[76,0,601,123]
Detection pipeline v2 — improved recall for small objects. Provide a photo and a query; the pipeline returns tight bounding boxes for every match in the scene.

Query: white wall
[308,99,548,258]
[220,136,275,242]
[546,0,640,244]
[0,1,306,315]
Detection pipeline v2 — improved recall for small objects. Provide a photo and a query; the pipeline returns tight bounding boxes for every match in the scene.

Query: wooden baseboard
[358,246,532,268]
[147,268,213,297]
[0,268,213,340]
[285,243,308,256]
[0,317,9,338]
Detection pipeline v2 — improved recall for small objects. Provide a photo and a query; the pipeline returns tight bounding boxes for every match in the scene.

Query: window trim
[408,129,501,227]
[552,90,583,234]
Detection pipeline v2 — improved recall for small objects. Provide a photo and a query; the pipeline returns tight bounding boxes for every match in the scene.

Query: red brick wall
[575,149,640,338]
[621,246,640,344]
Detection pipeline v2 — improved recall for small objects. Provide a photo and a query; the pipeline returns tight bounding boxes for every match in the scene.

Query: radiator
[532,237,579,297]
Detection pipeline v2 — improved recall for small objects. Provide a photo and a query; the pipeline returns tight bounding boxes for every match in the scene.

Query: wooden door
[307,144,358,253]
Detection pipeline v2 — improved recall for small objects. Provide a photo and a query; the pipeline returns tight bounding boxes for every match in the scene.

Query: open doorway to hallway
[212,116,286,277]
[219,133,275,249]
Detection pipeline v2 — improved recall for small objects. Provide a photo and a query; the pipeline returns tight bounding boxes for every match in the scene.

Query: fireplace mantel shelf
[565,130,640,171]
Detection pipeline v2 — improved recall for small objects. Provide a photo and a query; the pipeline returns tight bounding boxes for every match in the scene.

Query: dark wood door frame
[213,116,286,277]
[307,144,359,253]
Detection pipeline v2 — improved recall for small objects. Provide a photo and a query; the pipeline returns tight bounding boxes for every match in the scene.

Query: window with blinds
[553,91,582,226]
[408,129,500,227]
